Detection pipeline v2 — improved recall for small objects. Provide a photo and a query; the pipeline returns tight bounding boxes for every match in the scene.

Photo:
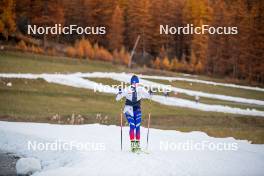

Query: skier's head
[130,75,139,87]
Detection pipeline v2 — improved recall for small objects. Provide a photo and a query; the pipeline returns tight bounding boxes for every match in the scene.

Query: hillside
[0,52,264,143]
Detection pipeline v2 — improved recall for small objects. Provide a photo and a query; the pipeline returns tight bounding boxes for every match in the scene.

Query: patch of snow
[16,157,41,175]
[6,82,12,87]
[0,121,263,176]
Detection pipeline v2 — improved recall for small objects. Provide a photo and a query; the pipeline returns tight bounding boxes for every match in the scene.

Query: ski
[129,147,150,154]
[135,149,150,154]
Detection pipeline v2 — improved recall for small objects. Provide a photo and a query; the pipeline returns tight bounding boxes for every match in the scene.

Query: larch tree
[0,0,16,40]
[183,0,212,73]
[126,0,152,54]
[30,0,65,47]
[108,5,124,51]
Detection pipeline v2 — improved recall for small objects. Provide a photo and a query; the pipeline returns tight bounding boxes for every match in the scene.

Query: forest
[1,0,263,84]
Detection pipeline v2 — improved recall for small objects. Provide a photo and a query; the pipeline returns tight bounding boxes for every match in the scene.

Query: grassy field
[0,51,264,143]
[0,51,256,85]
[0,51,125,73]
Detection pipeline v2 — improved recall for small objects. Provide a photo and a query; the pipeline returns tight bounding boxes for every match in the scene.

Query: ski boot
[131,140,137,153]
[134,140,141,153]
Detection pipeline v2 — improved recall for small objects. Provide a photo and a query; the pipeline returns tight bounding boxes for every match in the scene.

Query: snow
[139,74,264,92]
[16,157,41,175]
[76,72,264,106]
[139,77,264,106]
[152,96,264,117]
[0,121,264,176]
[6,82,12,87]
[0,72,264,117]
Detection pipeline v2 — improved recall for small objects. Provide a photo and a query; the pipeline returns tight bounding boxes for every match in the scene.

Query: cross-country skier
[116,75,151,152]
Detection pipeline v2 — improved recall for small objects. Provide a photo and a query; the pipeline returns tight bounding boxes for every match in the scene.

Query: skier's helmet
[130,75,139,85]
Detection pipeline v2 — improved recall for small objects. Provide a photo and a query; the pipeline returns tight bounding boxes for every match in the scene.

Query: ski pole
[146,112,151,150]
[120,109,123,151]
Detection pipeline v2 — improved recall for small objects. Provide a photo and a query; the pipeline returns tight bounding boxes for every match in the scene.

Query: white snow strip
[75,72,264,106]
[152,95,264,117]
[43,74,116,94]
[0,121,264,176]
[140,78,264,106]
[0,73,264,117]
[140,74,264,92]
